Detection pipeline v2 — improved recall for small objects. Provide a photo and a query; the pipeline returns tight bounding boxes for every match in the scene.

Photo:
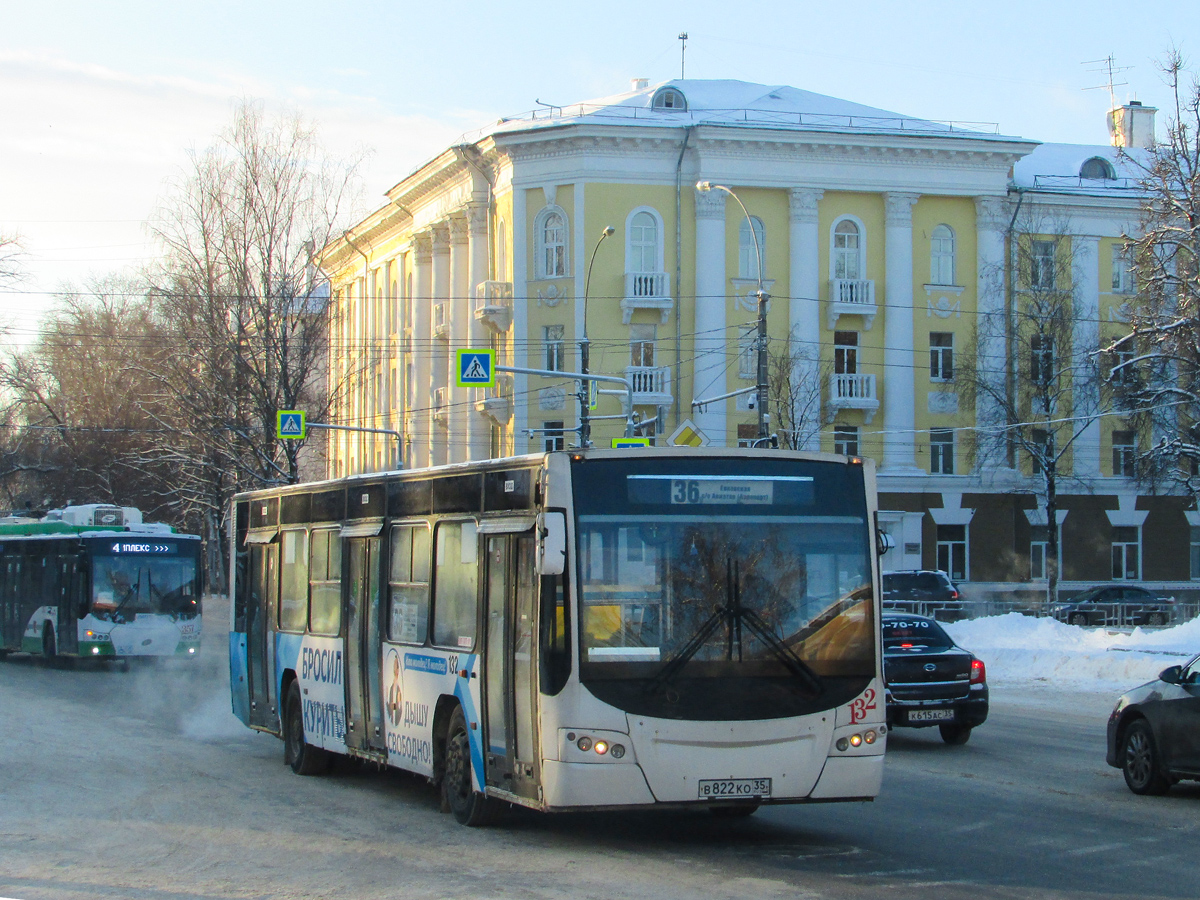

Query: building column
[448,214,470,464]
[694,187,727,444]
[429,223,451,467]
[974,196,1010,472]
[466,200,491,460]
[1073,235,1102,477]
[410,232,433,471]
[789,188,824,451]
[882,192,920,472]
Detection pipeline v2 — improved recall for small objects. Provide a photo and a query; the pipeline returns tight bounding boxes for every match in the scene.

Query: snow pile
[943,613,1200,692]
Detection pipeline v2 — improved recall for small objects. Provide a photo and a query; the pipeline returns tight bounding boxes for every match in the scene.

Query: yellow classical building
[321,79,1197,605]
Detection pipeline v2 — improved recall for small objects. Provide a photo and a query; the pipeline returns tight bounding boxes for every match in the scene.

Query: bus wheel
[442,706,495,826]
[284,681,330,776]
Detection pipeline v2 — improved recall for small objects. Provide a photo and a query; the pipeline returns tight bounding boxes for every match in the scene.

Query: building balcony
[827,279,877,330]
[476,395,512,426]
[432,387,448,425]
[620,271,672,324]
[625,365,672,406]
[829,372,878,423]
[474,281,512,332]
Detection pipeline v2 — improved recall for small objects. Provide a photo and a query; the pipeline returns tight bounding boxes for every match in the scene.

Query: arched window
[930,224,955,285]
[652,87,687,111]
[1080,157,1115,180]
[534,207,569,278]
[833,219,862,281]
[627,208,662,273]
[738,216,766,280]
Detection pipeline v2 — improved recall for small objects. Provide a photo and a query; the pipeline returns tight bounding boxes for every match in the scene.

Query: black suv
[882,613,989,744]
[881,570,965,621]
[1051,585,1176,627]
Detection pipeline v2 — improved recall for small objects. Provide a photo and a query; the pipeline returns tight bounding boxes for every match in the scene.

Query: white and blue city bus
[229,448,887,824]
[0,504,202,663]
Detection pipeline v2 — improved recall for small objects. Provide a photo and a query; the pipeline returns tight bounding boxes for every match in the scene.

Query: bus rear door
[482,531,540,801]
[247,542,278,729]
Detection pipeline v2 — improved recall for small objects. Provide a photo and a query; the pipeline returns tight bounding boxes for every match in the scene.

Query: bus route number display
[670,479,773,505]
[108,541,175,555]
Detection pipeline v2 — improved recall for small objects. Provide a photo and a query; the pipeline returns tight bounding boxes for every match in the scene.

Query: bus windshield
[91,551,199,622]
[572,456,875,721]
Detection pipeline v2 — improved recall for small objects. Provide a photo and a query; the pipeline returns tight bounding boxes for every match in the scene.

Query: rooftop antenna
[1082,55,1131,109]
[679,32,688,80]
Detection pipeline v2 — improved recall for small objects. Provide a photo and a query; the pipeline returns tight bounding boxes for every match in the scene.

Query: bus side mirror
[876,530,894,557]
[537,512,566,576]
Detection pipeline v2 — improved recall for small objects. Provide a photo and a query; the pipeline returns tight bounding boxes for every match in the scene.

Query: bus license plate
[908,709,954,722]
[697,778,772,799]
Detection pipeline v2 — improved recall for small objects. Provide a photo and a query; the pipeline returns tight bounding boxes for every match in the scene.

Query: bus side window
[279,529,309,632]
[388,524,429,644]
[539,573,571,695]
[432,521,478,650]
[309,530,342,635]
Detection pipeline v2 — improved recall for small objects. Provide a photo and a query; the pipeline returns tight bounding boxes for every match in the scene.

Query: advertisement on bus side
[276,633,348,752]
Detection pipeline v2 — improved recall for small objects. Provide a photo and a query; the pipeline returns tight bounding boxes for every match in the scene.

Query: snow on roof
[462,78,1025,145]
[1012,141,1151,194]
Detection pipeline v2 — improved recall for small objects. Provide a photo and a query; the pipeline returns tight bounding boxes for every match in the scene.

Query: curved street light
[696,181,770,442]
[579,225,616,447]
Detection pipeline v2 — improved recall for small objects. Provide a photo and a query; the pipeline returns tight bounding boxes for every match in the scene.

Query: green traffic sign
[277,410,306,439]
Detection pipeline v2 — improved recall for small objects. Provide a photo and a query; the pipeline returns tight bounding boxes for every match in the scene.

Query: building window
[1080,156,1115,180]
[930,429,955,475]
[930,332,953,381]
[930,224,955,285]
[652,87,687,110]
[1112,526,1140,580]
[630,324,656,367]
[1190,527,1200,580]
[833,219,862,280]
[497,221,507,282]
[1030,525,1048,581]
[535,207,569,278]
[834,331,858,375]
[1030,239,1057,290]
[543,324,565,372]
[1030,428,1050,475]
[738,325,757,379]
[1111,244,1136,294]
[737,423,758,448]
[1030,334,1054,387]
[1110,343,1137,387]
[1112,430,1137,477]
[936,524,967,582]
[543,421,565,452]
[834,425,859,457]
[738,216,766,280]
[627,209,662,274]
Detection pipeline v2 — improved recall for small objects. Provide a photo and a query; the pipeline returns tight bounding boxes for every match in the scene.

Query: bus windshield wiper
[648,559,823,697]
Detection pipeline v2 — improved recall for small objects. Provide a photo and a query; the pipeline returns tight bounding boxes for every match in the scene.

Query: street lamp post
[696,182,770,442]
[580,225,615,448]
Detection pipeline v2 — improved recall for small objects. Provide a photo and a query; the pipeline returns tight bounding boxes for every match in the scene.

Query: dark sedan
[1106,653,1200,794]
[1051,585,1176,627]
[882,613,988,744]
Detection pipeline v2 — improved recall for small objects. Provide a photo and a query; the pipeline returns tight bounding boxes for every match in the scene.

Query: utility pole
[580,225,615,448]
[679,33,688,80]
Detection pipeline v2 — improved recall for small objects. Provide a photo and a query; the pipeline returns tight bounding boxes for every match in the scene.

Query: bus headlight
[593,740,608,755]
[577,736,593,752]
[610,744,625,759]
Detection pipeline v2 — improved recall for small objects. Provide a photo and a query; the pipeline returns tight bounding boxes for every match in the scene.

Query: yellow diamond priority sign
[668,418,708,447]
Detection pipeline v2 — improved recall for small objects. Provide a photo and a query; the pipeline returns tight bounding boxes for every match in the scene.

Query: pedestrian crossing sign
[456,349,495,387]
[277,410,306,439]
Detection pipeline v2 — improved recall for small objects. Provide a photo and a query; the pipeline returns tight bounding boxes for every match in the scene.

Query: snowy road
[1,606,1198,899]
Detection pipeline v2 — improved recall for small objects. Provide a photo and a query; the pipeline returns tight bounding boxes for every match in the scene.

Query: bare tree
[768,331,828,451]
[962,214,1105,602]
[1108,53,1200,495]
[146,101,362,587]
[0,232,24,286]
[0,277,177,516]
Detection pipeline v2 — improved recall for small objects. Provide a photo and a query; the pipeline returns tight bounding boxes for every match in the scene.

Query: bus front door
[247,543,277,730]
[483,533,540,801]
[345,537,386,754]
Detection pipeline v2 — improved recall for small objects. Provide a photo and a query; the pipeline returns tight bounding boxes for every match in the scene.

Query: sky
[1,0,1196,346]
